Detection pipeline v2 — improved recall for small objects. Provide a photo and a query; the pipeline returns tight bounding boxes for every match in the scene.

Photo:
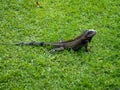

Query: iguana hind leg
[50,47,64,53]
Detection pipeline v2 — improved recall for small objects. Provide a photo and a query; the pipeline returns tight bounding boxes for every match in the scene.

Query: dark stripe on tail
[16,42,44,46]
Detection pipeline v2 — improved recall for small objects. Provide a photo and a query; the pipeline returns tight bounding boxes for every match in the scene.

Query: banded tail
[16,41,63,48]
[16,42,45,46]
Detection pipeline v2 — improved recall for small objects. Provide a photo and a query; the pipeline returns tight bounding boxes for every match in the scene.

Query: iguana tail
[16,41,45,46]
[0,42,16,45]
[0,41,63,48]
[0,42,44,46]
[16,41,63,47]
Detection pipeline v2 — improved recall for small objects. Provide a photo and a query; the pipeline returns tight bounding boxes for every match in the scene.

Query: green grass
[0,0,120,89]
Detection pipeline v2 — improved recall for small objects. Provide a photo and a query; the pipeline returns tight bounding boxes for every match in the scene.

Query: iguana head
[83,29,97,42]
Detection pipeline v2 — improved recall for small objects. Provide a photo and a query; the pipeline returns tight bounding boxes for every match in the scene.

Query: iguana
[0,29,96,53]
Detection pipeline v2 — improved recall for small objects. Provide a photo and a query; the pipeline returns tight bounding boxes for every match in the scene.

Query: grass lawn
[0,0,120,89]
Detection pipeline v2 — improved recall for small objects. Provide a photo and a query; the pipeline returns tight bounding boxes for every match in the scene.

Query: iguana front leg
[84,44,88,52]
[50,47,64,53]
[84,40,89,52]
